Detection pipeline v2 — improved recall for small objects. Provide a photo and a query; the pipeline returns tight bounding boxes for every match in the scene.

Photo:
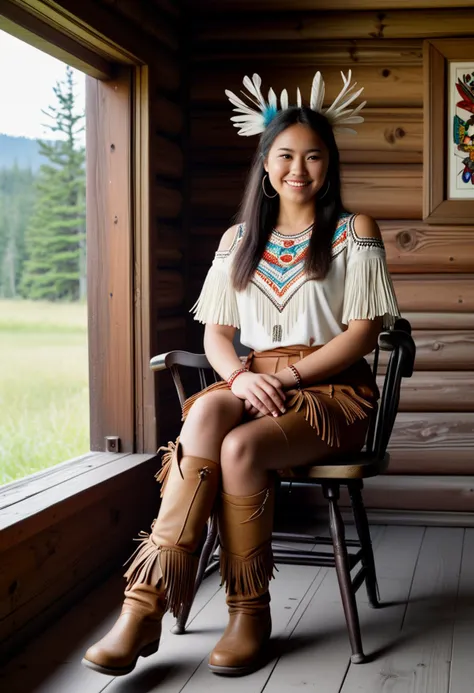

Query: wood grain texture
[387,371,474,411]
[380,222,474,272]
[192,65,423,108]
[402,312,474,330]
[153,95,184,136]
[195,9,474,42]
[387,448,474,475]
[194,38,423,65]
[369,330,474,370]
[86,73,134,453]
[189,0,474,11]
[393,276,474,312]
[390,412,474,450]
[153,183,183,219]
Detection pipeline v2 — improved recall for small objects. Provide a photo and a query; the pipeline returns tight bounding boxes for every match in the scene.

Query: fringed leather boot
[82,439,219,676]
[208,484,275,676]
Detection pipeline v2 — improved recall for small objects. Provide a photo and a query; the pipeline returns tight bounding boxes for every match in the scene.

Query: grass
[0,299,90,486]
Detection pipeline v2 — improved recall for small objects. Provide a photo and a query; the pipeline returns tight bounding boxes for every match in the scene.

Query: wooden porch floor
[1,524,474,693]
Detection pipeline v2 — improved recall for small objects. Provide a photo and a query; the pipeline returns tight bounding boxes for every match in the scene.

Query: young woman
[82,71,399,678]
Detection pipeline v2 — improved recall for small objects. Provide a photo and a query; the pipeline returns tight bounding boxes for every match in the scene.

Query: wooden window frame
[0,1,155,499]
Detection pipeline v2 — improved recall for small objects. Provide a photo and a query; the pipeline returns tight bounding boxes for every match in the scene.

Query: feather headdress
[225,70,366,137]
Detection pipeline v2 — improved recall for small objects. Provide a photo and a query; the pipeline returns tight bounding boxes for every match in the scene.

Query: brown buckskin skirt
[181,345,379,466]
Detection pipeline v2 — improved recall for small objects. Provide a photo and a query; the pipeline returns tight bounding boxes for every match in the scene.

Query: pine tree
[21,66,85,301]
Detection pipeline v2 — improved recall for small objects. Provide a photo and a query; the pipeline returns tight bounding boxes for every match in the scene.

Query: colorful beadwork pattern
[250,213,351,312]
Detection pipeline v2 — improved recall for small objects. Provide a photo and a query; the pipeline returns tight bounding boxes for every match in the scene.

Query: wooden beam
[194,39,424,65]
[97,0,179,52]
[194,9,474,42]
[380,222,474,273]
[387,449,474,475]
[374,330,474,370]
[191,64,423,108]
[402,312,474,330]
[188,1,474,11]
[393,276,474,312]
[389,412,474,452]
[380,371,474,411]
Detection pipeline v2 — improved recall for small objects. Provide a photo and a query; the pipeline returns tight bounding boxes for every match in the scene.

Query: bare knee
[221,430,256,479]
[182,391,243,438]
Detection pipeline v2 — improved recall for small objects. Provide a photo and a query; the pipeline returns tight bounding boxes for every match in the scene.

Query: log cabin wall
[186,0,474,516]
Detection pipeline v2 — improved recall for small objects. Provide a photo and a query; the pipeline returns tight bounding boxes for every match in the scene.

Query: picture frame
[424,39,474,224]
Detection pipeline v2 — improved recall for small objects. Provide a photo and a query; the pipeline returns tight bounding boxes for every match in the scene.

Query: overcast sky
[0,30,86,142]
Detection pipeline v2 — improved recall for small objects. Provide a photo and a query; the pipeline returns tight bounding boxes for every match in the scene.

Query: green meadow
[0,299,90,485]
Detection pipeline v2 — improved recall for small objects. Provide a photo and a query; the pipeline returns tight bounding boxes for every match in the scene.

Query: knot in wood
[395,128,406,139]
[432,341,443,351]
[396,230,416,251]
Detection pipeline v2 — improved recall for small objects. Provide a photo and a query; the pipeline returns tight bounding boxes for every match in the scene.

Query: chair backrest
[368,318,416,459]
[159,319,416,460]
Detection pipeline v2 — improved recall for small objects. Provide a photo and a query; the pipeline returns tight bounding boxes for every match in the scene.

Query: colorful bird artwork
[453,72,474,186]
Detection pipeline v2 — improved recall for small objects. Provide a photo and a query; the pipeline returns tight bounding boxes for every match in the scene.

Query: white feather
[268,87,277,109]
[310,71,325,112]
[280,89,288,110]
[296,87,302,107]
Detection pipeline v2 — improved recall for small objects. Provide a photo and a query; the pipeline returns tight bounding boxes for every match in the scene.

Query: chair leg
[323,483,365,664]
[349,481,380,609]
[171,513,219,635]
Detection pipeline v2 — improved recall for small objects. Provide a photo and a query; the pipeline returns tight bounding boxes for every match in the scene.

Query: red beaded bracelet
[287,364,302,390]
[227,367,248,388]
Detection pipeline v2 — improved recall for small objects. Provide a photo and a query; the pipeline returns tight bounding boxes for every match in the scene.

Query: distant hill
[0,133,49,172]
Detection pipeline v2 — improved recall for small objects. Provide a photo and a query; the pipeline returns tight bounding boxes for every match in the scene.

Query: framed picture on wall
[424,39,474,224]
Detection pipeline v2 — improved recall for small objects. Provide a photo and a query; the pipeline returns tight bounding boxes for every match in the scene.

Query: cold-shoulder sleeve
[190,229,241,328]
[342,215,400,329]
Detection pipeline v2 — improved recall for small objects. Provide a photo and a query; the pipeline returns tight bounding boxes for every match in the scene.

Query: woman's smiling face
[264,123,329,204]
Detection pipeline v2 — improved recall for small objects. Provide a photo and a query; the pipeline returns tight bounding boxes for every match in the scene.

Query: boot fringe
[156,437,180,497]
[123,534,198,618]
[287,385,373,448]
[220,543,274,598]
[181,380,230,421]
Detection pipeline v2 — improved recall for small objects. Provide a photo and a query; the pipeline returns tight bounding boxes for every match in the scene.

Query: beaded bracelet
[287,364,302,390]
[227,367,248,388]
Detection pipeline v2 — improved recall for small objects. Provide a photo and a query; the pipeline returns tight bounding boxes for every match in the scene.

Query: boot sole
[208,660,263,677]
[81,639,160,676]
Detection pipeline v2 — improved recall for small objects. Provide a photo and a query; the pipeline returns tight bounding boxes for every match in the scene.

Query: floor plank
[344,527,464,693]
[449,528,474,693]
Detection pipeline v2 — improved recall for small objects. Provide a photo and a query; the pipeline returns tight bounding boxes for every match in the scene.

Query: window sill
[0,451,158,552]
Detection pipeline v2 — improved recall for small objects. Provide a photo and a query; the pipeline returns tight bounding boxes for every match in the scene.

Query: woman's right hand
[231,372,286,417]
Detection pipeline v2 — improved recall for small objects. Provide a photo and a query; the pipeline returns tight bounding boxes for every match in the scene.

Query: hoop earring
[318,180,330,200]
[262,174,279,199]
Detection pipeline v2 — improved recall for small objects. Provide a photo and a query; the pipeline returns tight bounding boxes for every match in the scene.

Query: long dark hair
[231,107,344,291]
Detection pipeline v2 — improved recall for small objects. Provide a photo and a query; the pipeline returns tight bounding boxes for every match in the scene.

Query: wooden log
[191,108,423,165]
[192,1,474,11]
[380,222,474,273]
[195,9,474,42]
[153,95,184,136]
[194,39,423,65]
[373,330,474,371]
[153,183,183,219]
[152,135,183,178]
[402,312,474,330]
[191,65,423,108]
[389,412,474,450]
[378,371,474,411]
[342,164,422,218]
[191,164,422,219]
[393,275,474,312]
[386,449,474,476]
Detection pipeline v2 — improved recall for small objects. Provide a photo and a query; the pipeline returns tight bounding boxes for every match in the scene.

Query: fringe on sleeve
[190,258,240,328]
[342,253,400,329]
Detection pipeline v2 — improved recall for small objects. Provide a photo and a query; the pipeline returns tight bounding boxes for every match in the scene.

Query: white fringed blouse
[191,212,400,352]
